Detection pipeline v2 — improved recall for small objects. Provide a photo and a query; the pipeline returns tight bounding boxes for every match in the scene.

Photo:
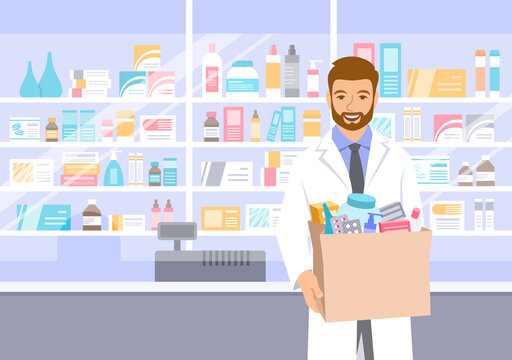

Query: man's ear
[373,91,379,107]
[326,90,331,110]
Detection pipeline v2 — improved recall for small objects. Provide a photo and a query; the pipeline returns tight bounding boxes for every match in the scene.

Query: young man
[277,57,422,359]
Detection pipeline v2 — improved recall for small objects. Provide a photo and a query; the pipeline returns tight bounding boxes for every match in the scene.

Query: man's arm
[277,158,323,312]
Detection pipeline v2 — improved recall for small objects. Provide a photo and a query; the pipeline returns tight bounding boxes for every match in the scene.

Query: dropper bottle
[251,110,260,142]
[164,199,174,222]
[151,199,161,231]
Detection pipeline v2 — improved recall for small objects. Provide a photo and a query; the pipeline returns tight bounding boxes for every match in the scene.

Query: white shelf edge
[0,186,187,192]
[399,142,512,148]
[192,142,311,148]
[0,142,187,148]
[418,186,512,192]
[1,97,511,104]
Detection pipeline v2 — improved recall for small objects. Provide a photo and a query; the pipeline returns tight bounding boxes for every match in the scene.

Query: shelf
[0,142,187,148]
[193,186,284,192]
[418,186,510,192]
[433,231,512,237]
[378,97,512,103]
[0,230,277,237]
[2,97,511,104]
[399,142,512,148]
[0,97,186,104]
[1,186,186,192]
[193,142,311,148]
[192,97,326,104]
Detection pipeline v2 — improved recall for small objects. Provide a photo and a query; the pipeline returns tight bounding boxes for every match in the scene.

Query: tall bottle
[265,45,281,97]
[284,45,300,97]
[251,110,260,142]
[164,199,174,222]
[475,50,486,98]
[38,52,62,97]
[204,112,220,142]
[20,61,41,97]
[45,117,58,142]
[202,43,223,97]
[83,199,101,231]
[151,199,161,230]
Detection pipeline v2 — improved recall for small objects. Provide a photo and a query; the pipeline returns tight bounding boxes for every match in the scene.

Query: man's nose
[346,95,355,111]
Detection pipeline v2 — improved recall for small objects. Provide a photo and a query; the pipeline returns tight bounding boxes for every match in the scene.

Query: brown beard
[330,98,375,131]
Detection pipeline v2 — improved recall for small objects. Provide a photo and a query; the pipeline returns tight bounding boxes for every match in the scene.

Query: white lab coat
[277,128,423,360]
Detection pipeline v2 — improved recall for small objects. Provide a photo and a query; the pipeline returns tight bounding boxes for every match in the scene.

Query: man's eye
[359,95,367,100]
[337,95,345,100]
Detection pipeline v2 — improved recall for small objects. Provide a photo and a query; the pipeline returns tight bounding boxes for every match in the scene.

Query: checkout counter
[0,222,510,359]
[0,282,511,359]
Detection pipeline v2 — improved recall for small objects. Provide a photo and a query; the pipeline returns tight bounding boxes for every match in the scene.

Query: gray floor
[0,292,510,359]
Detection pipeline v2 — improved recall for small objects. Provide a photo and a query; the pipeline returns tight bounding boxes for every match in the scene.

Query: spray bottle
[104,151,124,186]
[307,60,323,98]
[285,45,300,97]
[322,203,334,234]
[364,212,383,233]
[265,45,281,97]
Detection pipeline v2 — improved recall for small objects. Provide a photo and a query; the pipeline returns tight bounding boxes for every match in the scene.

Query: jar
[45,117,58,142]
[337,193,381,228]
[149,161,161,186]
[101,120,114,142]
[204,111,219,142]
[226,60,259,98]
[303,110,321,142]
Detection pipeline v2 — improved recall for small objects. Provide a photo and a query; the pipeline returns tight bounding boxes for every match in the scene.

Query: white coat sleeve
[400,156,424,224]
[277,157,313,290]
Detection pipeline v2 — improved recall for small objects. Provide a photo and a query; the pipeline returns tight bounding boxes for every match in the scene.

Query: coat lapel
[365,132,391,189]
[316,133,352,192]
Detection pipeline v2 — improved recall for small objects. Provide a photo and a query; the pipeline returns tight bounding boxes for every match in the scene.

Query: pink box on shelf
[223,106,243,142]
[61,175,98,186]
[263,167,276,186]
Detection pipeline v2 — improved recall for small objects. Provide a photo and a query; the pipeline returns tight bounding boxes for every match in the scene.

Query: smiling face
[327,78,379,131]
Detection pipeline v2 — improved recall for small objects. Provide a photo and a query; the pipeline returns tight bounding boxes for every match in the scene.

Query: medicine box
[310,201,339,225]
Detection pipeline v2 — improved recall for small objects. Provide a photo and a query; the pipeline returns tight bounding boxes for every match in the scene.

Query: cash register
[155,222,266,282]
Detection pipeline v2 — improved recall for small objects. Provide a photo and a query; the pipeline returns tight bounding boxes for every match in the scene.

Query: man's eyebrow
[357,90,371,95]
[333,90,347,95]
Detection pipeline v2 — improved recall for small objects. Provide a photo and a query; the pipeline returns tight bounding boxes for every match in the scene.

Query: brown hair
[328,56,379,94]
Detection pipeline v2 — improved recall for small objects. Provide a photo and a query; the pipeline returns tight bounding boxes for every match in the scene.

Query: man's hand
[297,270,324,313]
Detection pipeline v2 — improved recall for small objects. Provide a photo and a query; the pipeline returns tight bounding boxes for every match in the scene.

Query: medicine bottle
[204,111,219,142]
[476,155,495,186]
[250,110,260,142]
[83,199,101,231]
[458,162,473,186]
[45,117,58,142]
[149,162,162,186]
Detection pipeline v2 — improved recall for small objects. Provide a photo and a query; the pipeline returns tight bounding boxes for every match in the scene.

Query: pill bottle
[226,60,259,98]
[83,199,101,231]
[45,117,58,142]
[458,162,473,186]
[303,110,321,142]
[337,193,381,228]
[204,112,219,142]
[101,120,114,142]
[149,161,162,186]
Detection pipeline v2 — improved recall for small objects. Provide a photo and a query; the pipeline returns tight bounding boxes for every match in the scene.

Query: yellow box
[63,163,100,175]
[408,69,466,97]
[310,201,339,224]
[303,110,322,140]
[201,207,240,230]
[267,151,281,168]
[75,79,86,89]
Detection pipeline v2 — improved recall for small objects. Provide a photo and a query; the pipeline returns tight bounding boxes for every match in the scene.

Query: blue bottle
[323,203,334,234]
[104,151,124,186]
[20,61,41,97]
[39,52,62,97]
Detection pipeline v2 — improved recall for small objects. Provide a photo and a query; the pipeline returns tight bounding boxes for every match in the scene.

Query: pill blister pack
[330,215,362,234]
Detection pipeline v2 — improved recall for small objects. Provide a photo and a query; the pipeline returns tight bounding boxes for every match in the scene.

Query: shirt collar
[331,125,373,151]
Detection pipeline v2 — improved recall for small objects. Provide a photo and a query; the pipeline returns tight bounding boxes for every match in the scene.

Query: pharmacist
[278,57,422,360]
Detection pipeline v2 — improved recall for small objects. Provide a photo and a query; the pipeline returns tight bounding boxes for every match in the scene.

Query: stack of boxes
[262,151,300,186]
[69,70,111,98]
[61,152,100,186]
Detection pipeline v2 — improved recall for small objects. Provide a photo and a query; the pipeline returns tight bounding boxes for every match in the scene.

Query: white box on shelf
[9,117,40,141]
[140,115,176,142]
[10,159,54,187]
[430,201,465,232]
[246,204,282,229]
[201,161,253,187]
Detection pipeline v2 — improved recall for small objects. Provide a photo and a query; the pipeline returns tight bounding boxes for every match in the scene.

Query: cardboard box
[308,221,432,322]
[408,69,466,97]
[309,202,339,224]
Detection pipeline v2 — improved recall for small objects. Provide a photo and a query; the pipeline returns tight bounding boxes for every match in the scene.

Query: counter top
[0,282,511,293]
